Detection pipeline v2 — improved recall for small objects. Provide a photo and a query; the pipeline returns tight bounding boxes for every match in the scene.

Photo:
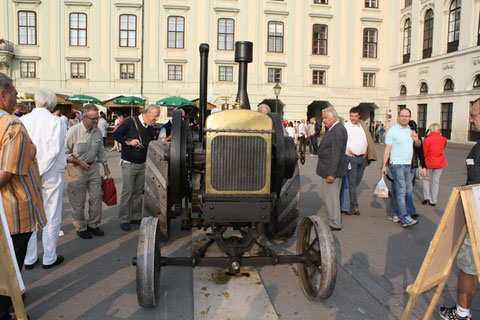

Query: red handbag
[101,176,117,206]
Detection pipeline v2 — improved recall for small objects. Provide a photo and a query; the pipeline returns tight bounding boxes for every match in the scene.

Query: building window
[314,0,328,3]
[420,82,428,94]
[444,78,454,91]
[71,62,86,79]
[18,11,36,45]
[168,65,183,80]
[363,73,376,87]
[168,16,185,49]
[363,28,377,58]
[120,63,135,79]
[400,85,407,95]
[474,75,480,88]
[312,70,326,85]
[268,21,284,53]
[218,18,234,50]
[70,13,87,46]
[447,0,461,53]
[365,0,378,8]
[423,9,434,59]
[268,68,282,83]
[404,0,412,7]
[218,66,233,82]
[312,24,328,55]
[417,104,427,137]
[441,103,453,139]
[403,19,411,63]
[119,14,136,47]
[20,62,35,78]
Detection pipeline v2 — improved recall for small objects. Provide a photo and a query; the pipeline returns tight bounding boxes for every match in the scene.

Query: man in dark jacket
[439,98,480,320]
[113,105,160,231]
[316,107,347,231]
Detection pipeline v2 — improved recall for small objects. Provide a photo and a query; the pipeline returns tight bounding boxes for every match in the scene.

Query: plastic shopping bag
[374,176,389,198]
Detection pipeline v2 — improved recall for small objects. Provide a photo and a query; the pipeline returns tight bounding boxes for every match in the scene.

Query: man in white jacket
[22,88,66,269]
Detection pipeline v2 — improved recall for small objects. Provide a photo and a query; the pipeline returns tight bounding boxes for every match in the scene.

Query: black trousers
[0,232,32,320]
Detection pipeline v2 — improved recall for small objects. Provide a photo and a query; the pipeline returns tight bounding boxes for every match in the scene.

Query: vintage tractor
[132,41,337,307]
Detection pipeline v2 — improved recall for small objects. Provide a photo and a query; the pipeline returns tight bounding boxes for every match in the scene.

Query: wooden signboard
[402,185,480,320]
[0,199,28,320]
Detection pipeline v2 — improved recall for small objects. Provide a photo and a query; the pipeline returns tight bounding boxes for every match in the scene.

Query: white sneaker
[402,217,418,228]
[388,216,400,223]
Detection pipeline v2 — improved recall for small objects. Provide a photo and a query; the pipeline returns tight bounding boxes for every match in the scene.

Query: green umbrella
[113,95,146,105]
[66,94,103,105]
[156,96,195,107]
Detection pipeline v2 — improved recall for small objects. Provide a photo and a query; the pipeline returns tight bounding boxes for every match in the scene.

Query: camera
[134,143,144,151]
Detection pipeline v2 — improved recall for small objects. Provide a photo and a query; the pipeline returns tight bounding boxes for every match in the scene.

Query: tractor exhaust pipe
[199,43,209,136]
[234,41,253,109]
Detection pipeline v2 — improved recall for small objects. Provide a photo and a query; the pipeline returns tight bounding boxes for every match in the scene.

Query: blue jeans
[340,175,350,212]
[390,165,415,223]
[309,136,318,154]
[348,156,367,210]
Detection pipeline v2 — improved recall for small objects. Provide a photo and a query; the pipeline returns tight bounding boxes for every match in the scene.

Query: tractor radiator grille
[211,135,267,191]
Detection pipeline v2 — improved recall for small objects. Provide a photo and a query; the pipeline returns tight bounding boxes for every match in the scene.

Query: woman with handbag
[422,123,447,207]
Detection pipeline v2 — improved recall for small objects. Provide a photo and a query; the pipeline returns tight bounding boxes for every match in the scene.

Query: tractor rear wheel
[143,140,171,240]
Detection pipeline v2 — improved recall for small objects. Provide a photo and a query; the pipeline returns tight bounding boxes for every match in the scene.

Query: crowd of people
[0,71,476,320]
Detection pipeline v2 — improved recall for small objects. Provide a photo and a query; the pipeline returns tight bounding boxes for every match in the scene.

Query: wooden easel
[0,205,28,320]
[402,185,480,320]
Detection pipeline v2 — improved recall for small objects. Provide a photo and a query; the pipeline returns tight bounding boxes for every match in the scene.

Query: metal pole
[275,94,278,114]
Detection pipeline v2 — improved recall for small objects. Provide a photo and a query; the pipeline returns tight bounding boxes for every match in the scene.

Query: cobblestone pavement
[19,142,479,320]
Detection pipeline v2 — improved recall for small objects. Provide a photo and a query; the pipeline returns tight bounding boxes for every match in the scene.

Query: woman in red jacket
[422,123,447,206]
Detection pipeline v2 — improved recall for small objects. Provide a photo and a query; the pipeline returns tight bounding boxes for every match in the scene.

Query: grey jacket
[316,122,348,178]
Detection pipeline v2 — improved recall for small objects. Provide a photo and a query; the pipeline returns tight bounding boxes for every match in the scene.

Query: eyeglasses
[85,116,99,121]
[399,115,411,118]
[469,113,480,120]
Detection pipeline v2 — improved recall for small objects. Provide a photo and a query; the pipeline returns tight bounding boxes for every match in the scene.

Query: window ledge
[264,10,289,16]
[264,61,287,67]
[163,5,190,11]
[214,60,237,65]
[309,13,333,19]
[309,64,330,69]
[115,57,140,62]
[65,56,91,61]
[361,66,380,71]
[115,3,142,8]
[16,55,41,60]
[13,0,41,3]
[360,17,383,23]
[164,59,187,64]
[64,1,92,6]
[214,7,240,13]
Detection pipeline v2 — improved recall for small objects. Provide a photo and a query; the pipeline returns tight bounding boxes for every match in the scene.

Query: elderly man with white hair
[316,106,348,231]
[257,103,271,115]
[22,88,66,269]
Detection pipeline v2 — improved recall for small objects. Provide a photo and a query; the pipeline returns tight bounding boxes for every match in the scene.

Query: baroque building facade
[0,0,392,123]
[389,0,480,142]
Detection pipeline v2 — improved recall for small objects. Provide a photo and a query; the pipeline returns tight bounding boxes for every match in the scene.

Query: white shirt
[286,126,295,138]
[298,123,307,137]
[344,120,368,156]
[20,108,67,175]
[307,123,315,136]
[98,117,108,137]
[60,115,68,129]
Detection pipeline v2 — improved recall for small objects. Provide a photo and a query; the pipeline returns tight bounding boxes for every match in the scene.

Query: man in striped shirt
[0,73,46,320]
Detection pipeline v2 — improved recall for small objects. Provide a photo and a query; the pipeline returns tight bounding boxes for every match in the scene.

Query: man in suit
[316,107,348,231]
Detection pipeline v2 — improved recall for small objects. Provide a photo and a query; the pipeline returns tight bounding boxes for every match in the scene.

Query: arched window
[400,85,407,95]
[403,19,411,63]
[444,79,454,91]
[423,9,433,59]
[473,75,480,88]
[447,0,461,53]
[420,82,428,94]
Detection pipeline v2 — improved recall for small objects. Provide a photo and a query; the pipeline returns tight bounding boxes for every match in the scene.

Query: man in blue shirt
[381,108,421,227]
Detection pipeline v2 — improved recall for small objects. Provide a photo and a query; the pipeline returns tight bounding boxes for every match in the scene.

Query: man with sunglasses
[65,104,110,239]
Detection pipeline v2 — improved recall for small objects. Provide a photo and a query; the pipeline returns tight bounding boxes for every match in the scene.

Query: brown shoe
[350,209,360,215]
